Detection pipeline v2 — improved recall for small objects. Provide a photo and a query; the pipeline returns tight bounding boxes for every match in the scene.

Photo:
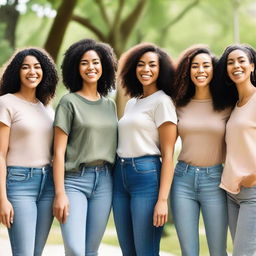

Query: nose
[198,65,204,73]
[234,61,240,68]
[88,62,94,70]
[29,67,36,74]
[142,64,150,72]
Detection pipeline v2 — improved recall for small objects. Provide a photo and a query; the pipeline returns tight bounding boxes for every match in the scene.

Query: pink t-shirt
[0,94,54,167]
[220,93,256,194]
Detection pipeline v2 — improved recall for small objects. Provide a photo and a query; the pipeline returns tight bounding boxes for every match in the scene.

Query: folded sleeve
[0,100,12,127]
[154,96,177,127]
[53,101,73,135]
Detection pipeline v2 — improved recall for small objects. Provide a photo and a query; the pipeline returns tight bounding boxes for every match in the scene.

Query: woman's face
[227,49,254,85]
[19,55,43,90]
[79,50,102,85]
[136,51,159,88]
[190,53,213,88]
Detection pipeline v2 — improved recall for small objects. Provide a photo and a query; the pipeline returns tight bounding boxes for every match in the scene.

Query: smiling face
[190,53,213,88]
[227,49,254,86]
[136,51,159,89]
[79,50,102,85]
[19,55,43,91]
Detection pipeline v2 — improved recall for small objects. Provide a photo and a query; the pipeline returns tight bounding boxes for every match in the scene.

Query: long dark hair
[0,48,58,105]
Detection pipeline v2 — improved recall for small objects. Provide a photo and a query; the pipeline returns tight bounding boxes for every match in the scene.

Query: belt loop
[185,164,189,173]
[30,168,34,178]
[206,167,209,174]
[132,158,135,168]
[81,167,85,177]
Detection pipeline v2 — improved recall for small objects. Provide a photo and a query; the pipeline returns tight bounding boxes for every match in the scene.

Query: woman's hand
[153,199,168,227]
[0,198,14,228]
[53,193,69,224]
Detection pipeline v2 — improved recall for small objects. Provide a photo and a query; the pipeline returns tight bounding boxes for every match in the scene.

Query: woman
[216,44,256,256]
[53,38,117,256]
[113,42,177,256]
[171,46,231,256]
[0,48,58,256]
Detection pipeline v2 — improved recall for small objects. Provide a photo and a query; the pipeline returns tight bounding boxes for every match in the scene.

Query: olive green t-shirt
[54,93,118,172]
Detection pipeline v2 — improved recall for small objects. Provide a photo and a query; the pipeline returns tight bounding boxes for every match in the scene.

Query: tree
[0,0,20,48]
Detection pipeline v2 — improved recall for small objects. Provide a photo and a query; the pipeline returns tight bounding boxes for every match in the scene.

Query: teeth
[196,76,206,80]
[233,71,243,75]
[141,75,151,78]
[27,77,38,82]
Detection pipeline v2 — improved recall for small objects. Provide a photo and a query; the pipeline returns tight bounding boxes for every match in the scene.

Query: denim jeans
[61,164,113,256]
[227,186,256,256]
[113,155,162,256]
[6,165,54,256]
[171,161,228,256]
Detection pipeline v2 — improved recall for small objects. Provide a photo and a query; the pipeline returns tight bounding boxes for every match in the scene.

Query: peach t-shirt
[177,99,231,166]
[0,94,54,167]
[220,93,256,194]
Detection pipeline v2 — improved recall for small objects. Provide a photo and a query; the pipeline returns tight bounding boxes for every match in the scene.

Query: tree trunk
[0,1,19,48]
[44,0,78,61]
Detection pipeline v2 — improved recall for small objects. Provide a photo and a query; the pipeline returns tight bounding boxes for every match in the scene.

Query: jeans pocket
[7,169,29,182]
[134,160,160,174]
[174,166,185,177]
[207,170,222,181]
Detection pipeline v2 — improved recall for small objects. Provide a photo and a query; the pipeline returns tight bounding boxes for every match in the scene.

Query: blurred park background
[0,0,255,255]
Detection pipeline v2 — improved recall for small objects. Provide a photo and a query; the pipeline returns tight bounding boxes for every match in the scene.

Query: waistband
[7,165,51,174]
[117,155,160,163]
[177,161,223,172]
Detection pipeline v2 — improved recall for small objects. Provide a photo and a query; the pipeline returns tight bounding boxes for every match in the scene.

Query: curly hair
[61,38,117,96]
[173,45,225,110]
[118,42,175,98]
[213,44,256,109]
[0,48,58,105]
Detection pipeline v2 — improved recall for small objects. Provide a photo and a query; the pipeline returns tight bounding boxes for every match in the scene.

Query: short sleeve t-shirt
[117,90,177,158]
[54,93,118,172]
[177,99,231,166]
[0,94,54,167]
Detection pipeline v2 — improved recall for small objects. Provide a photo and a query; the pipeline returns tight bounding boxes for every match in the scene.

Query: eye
[227,61,233,65]
[137,63,144,67]
[191,65,198,69]
[93,61,100,65]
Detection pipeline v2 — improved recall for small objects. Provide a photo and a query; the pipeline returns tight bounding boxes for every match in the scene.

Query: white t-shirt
[117,90,177,157]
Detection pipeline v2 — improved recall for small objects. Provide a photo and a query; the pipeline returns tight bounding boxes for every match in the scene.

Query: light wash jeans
[113,155,163,256]
[171,161,228,256]
[6,165,54,256]
[61,164,113,256]
[227,186,256,256]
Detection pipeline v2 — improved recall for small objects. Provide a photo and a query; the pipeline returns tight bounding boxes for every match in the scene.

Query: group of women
[0,38,255,256]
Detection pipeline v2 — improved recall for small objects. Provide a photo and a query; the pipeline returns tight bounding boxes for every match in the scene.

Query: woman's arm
[52,127,69,224]
[0,123,13,228]
[153,122,177,227]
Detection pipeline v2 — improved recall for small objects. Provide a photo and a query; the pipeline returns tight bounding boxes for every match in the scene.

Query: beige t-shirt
[0,94,54,167]
[177,99,231,166]
[220,93,256,194]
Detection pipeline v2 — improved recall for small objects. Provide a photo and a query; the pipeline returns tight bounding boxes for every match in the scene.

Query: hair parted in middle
[61,38,117,96]
[118,42,175,98]
[173,45,230,111]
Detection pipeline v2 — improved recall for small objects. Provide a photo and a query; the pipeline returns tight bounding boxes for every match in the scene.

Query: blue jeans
[171,161,228,256]
[61,164,113,256]
[227,186,256,256]
[113,155,163,256]
[6,165,54,256]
